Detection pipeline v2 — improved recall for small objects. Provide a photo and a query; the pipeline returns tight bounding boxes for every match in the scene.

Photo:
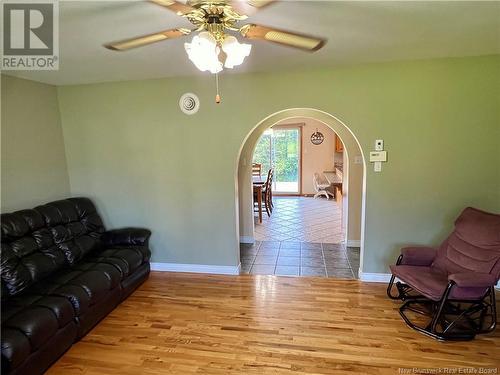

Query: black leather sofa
[1,198,151,374]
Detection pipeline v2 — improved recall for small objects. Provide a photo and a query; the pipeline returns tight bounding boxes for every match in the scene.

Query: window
[253,127,301,194]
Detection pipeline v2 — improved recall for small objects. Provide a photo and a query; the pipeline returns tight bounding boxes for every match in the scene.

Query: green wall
[1,75,70,212]
[56,55,500,273]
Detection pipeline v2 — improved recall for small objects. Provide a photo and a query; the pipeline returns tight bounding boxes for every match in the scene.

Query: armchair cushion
[400,246,437,266]
[101,228,151,247]
[390,265,492,301]
[448,273,497,288]
[390,265,447,301]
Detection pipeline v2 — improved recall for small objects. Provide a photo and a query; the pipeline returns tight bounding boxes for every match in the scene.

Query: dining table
[323,171,342,199]
[253,176,265,223]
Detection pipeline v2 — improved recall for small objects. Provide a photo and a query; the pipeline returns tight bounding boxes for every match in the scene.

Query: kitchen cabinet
[335,136,344,152]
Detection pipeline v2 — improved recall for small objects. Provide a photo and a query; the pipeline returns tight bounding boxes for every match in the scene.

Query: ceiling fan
[104,0,327,74]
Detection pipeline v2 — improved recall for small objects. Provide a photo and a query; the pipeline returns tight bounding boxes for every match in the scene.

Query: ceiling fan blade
[105,28,192,51]
[240,24,326,52]
[149,0,196,15]
[229,0,276,15]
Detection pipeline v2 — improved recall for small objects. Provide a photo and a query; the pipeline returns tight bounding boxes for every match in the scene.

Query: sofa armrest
[399,246,437,266]
[101,228,151,247]
[448,273,496,288]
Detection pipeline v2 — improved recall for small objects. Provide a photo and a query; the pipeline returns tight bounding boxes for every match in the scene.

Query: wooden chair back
[265,168,274,191]
[252,163,262,177]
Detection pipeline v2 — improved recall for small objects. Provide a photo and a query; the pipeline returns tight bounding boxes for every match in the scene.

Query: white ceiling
[6,1,500,85]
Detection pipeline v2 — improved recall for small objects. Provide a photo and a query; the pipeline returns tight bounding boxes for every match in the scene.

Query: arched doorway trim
[235,108,367,275]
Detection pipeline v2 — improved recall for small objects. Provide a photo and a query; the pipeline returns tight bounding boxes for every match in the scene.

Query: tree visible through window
[253,127,300,193]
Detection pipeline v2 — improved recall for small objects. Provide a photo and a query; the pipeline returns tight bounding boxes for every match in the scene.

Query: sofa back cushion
[432,207,500,277]
[1,198,105,298]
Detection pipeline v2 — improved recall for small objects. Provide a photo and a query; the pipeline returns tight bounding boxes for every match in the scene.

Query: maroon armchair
[387,207,500,341]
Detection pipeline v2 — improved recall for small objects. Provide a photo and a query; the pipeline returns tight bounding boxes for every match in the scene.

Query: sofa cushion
[2,306,59,351]
[35,198,104,266]
[90,247,150,278]
[1,328,31,372]
[0,290,72,371]
[1,198,105,298]
[2,295,74,328]
[1,259,121,315]
[73,262,122,290]
[36,264,121,315]
[1,297,78,374]
[50,284,92,317]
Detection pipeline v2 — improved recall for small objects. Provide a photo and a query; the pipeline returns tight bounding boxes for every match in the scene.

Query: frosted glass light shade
[184,32,252,73]
[222,36,252,69]
[184,32,222,74]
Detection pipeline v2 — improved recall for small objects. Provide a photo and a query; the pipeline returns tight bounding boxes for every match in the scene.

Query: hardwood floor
[48,272,500,375]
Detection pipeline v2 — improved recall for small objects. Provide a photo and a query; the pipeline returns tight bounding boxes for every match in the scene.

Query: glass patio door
[253,127,301,194]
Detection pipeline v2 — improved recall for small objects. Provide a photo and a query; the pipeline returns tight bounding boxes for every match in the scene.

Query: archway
[235,108,366,277]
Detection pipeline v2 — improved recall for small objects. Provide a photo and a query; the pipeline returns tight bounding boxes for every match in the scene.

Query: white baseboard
[239,236,255,244]
[346,240,361,247]
[151,262,241,275]
[359,271,392,283]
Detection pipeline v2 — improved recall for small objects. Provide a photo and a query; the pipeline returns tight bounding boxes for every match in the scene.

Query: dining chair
[254,168,274,217]
[252,163,262,177]
[313,173,334,199]
[264,168,274,216]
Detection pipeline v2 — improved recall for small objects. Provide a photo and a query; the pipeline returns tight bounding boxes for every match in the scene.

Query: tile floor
[240,241,360,279]
[254,197,343,243]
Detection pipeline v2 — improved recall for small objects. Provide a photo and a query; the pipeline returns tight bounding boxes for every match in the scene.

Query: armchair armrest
[448,273,496,288]
[399,246,437,266]
[101,228,151,247]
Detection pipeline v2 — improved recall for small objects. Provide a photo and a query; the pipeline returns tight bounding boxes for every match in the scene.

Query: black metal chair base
[399,300,476,341]
[387,273,497,341]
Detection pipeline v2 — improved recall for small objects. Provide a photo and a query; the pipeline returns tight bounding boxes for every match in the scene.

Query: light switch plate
[375,139,384,151]
[374,161,382,172]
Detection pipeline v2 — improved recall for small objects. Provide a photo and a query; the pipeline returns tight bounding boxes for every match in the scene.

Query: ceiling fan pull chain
[215,71,221,104]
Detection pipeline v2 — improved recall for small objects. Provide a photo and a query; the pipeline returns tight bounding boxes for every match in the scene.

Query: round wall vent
[179,93,200,115]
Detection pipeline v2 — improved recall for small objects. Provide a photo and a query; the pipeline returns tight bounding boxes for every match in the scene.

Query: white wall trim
[347,240,361,247]
[151,262,241,275]
[239,236,255,244]
[359,271,392,283]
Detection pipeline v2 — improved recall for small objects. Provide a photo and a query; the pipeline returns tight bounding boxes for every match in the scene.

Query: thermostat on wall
[369,151,387,162]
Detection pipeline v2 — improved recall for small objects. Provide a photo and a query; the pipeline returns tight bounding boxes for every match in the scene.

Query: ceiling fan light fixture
[221,35,252,69]
[184,32,223,74]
